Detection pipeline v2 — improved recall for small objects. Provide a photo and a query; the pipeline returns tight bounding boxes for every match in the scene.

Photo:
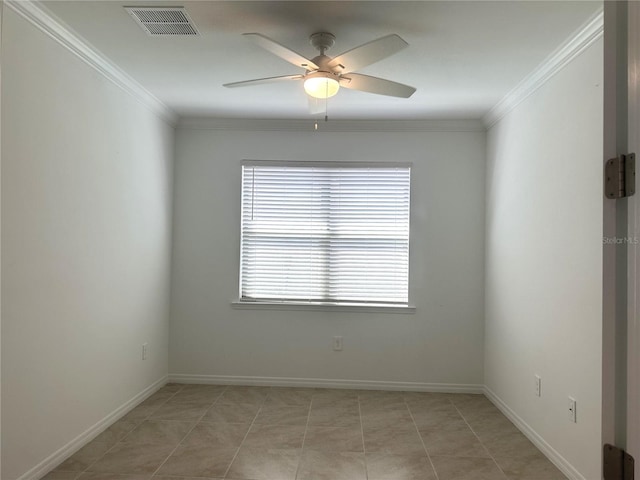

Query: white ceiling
[41,0,602,120]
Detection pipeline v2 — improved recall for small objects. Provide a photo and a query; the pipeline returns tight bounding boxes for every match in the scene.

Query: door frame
[627,1,640,475]
[602,0,628,460]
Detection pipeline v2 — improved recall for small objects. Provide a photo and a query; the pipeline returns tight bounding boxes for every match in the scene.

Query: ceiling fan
[223,32,416,112]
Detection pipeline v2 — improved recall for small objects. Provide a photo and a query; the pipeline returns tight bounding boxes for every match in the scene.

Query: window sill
[231,300,416,314]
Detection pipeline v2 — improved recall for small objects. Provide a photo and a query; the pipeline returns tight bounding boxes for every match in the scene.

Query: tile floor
[44,384,567,480]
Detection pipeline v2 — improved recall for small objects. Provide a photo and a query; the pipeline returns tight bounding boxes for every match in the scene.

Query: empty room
[2,1,634,480]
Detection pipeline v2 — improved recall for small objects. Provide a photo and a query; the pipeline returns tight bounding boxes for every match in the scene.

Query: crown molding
[5,0,178,126]
[178,117,485,133]
[483,8,603,129]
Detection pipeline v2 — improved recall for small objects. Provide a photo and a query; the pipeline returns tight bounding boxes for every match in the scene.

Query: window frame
[235,160,415,312]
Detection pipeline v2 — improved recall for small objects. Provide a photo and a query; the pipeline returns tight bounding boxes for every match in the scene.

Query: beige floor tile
[120,406,157,425]
[448,394,489,406]
[181,423,249,448]
[363,427,426,455]
[403,392,452,408]
[44,389,558,480]
[453,395,499,410]
[494,454,567,479]
[150,403,208,422]
[165,390,221,407]
[153,477,221,480]
[482,431,542,458]
[41,472,81,480]
[93,419,139,447]
[313,388,359,398]
[121,420,193,446]
[253,404,310,425]
[265,387,315,406]
[408,401,460,416]
[303,426,364,452]
[359,396,408,413]
[412,412,468,430]
[366,453,436,480]
[468,413,521,439]
[57,442,113,472]
[77,474,152,480]
[358,390,406,400]
[312,397,360,410]
[179,384,226,394]
[297,450,366,480]
[311,389,359,407]
[226,447,301,480]
[420,424,490,458]
[361,409,415,431]
[139,392,175,410]
[308,404,361,427]
[218,386,270,405]
[411,411,467,430]
[407,402,460,416]
[155,444,237,477]
[360,402,409,415]
[154,477,221,480]
[242,424,306,449]
[88,443,174,474]
[431,456,507,480]
[459,406,507,424]
[201,403,260,424]
[158,383,184,393]
[358,391,406,411]
[454,399,501,421]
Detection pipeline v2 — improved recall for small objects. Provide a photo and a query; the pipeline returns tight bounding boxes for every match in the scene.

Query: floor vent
[125,7,199,36]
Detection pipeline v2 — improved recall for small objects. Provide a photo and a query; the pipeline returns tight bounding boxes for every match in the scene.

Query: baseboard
[168,373,483,394]
[483,386,586,480]
[17,375,168,480]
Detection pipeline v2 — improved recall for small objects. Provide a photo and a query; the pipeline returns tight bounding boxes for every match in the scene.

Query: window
[239,161,411,306]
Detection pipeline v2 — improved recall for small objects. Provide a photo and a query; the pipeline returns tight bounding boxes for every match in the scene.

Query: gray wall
[484,38,603,479]
[1,9,174,479]
[170,126,486,387]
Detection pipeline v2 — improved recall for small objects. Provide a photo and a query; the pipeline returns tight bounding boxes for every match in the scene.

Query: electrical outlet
[568,397,577,423]
[534,375,541,397]
[332,336,343,351]
[142,343,148,360]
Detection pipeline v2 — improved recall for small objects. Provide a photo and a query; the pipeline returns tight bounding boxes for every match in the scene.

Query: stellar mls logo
[603,236,640,245]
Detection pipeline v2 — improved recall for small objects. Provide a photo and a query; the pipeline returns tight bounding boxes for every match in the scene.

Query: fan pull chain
[313,80,331,130]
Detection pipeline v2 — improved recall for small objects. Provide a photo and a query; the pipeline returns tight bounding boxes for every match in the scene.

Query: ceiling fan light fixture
[304,74,340,99]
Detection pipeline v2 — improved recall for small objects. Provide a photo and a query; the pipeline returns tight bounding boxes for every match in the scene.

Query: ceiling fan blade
[340,73,416,98]
[308,96,325,115]
[328,34,408,73]
[244,33,320,70]
[224,74,303,88]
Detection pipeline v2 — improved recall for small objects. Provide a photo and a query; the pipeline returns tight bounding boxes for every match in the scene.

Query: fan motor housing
[309,54,335,73]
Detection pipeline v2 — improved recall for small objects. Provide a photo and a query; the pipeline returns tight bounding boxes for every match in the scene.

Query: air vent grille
[125,7,199,36]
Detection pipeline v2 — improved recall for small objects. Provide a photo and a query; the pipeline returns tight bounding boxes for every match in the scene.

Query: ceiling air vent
[125,7,199,36]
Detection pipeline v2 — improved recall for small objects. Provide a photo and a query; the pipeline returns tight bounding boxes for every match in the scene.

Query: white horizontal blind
[240,162,410,304]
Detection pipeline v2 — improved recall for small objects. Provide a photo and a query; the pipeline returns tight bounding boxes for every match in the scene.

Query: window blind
[240,162,410,305]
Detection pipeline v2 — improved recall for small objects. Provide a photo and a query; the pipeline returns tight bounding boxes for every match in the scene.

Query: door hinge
[606,153,636,199]
[604,444,635,480]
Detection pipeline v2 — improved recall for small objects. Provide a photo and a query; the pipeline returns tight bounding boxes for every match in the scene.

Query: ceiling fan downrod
[309,32,335,56]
